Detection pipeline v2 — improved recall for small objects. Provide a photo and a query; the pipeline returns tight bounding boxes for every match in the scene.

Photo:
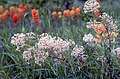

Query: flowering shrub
[11,33,87,66]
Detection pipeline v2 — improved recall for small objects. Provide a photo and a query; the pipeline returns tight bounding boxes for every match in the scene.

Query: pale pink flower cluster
[11,33,87,66]
[36,33,54,50]
[34,50,49,66]
[115,47,120,59]
[34,33,76,65]
[99,13,118,30]
[22,46,49,66]
[99,13,113,24]
[83,34,94,43]
[86,20,97,29]
[11,33,25,46]
[22,47,33,64]
[11,33,26,51]
[86,20,94,28]
[25,32,36,41]
[11,32,35,51]
[71,45,87,62]
[36,33,75,54]
[83,0,100,13]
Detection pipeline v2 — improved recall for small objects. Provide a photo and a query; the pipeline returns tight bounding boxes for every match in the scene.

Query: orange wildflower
[0,15,3,20]
[24,4,30,11]
[32,9,39,16]
[58,15,62,19]
[52,11,57,18]
[93,22,107,35]
[12,14,19,23]
[94,9,100,17]
[0,6,4,13]
[95,31,118,43]
[75,8,80,15]
[10,6,16,14]
[58,11,62,15]
[4,10,9,14]
[102,32,118,40]
[58,11,62,19]
[70,10,75,17]
[17,8,24,18]
[31,9,41,26]
[19,4,23,9]
[94,35,101,43]
[2,10,9,20]
[63,10,70,17]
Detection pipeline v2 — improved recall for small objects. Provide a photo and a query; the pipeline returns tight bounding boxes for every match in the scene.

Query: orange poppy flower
[70,10,75,17]
[24,4,30,11]
[75,8,80,15]
[94,9,100,17]
[93,22,107,35]
[12,14,19,23]
[0,5,4,13]
[19,4,23,9]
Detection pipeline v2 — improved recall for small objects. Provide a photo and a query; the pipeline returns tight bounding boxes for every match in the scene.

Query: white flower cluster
[22,46,49,66]
[99,13,118,30]
[22,47,33,64]
[36,33,74,54]
[83,34,94,43]
[99,13,113,24]
[86,20,94,28]
[11,33,87,66]
[11,32,35,51]
[83,0,100,13]
[25,32,36,41]
[86,20,98,29]
[11,33,26,51]
[34,50,49,66]
[71,45,87,62]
